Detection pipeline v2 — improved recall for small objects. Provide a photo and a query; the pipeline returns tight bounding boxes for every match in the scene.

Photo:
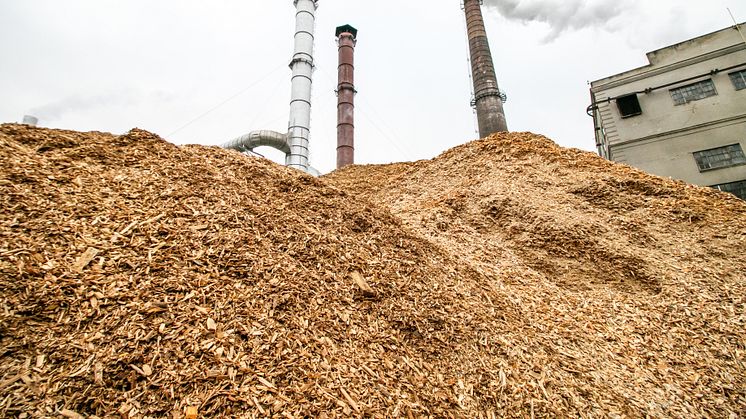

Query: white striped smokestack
[286,0,319,171]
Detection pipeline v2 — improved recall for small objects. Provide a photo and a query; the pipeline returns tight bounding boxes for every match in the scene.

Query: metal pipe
[286,0,319,171]
[335,25,357,169]
[222,130,290,154]
[22,115,38,126]
[727,12,745,45]
[588,62,746,110]
[463,0,508,137]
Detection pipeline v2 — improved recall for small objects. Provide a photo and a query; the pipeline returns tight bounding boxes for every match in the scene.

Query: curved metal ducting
[222,130,290,154]
[222,0,318,175]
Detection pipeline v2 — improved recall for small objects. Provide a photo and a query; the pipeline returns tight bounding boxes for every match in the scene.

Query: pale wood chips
[1,125,744,418]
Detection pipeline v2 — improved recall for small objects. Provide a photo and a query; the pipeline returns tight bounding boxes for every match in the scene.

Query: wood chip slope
[326,131,746,418]
[1,124,509,418]
[1,125,744,417]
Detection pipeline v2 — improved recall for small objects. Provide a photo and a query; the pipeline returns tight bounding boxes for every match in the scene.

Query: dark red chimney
[336,24,357,169]
[463,0,508,137]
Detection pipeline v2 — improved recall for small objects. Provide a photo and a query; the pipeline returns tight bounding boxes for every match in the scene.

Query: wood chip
[59,409,83,419]
[350,271,375,297]
[130,364,147,377]
[72,247,99,273]
[339,387,360,412]
[257,376,276,389]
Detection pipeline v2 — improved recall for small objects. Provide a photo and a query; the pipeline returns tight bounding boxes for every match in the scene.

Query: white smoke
[482,0,633,42]
[29,90,141,121]
[28,89,178,122]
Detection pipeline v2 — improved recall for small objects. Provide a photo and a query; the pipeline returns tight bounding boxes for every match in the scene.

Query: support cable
[167,63,286,138]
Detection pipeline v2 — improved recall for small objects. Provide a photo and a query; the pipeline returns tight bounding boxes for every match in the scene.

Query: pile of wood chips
[1,124,744,418]
[327,132,746,418]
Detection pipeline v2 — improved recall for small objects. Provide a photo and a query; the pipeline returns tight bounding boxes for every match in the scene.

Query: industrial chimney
[463,0,508,137]
[222,0,319,175]
[335,24,357,169]
[286,0,319,171]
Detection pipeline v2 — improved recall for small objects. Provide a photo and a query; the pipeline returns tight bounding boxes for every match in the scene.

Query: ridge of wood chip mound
[1,124,744,418]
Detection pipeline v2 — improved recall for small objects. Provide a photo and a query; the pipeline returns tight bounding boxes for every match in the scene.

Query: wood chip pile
[0,125,743,417]
[326,132,746,417]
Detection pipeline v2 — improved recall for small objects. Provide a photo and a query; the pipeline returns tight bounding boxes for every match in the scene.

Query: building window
[711,180,746,200]
[730,70,746,91]
[670,79,717,105]
[693,144,746,172]
[616,94,642,118]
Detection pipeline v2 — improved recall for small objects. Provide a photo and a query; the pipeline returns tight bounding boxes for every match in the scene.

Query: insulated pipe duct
[286,0,319,171]
[463,0,508,137]
[22,115,38,126]
[335,24,357,169]
[222,130,290,154]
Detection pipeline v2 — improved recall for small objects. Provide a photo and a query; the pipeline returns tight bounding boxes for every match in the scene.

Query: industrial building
[589,23,746,199]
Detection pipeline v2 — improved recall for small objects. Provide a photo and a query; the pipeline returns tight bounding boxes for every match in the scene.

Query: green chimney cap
[335,24,358,38]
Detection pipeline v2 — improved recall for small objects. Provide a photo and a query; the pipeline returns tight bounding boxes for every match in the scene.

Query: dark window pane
[670,79,717,105]
[616,94,642,118]
[729,70,746,90]
[693,144,746,172]
[712,180,746,200]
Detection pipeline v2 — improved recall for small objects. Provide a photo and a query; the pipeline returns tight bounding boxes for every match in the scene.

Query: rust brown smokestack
[464,0,508,137]
[336,24,358,169]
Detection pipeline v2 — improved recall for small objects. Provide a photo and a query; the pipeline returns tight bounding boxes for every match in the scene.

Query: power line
[357,109,415,162]
[315,66,416,162]
[247,71,287,129]
[166,63,286,138]
[460,4,480,136]
[355,96,417,161]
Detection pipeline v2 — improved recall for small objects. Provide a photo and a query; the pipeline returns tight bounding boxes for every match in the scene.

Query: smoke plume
[482,0,631,42]
[29,90,141,121]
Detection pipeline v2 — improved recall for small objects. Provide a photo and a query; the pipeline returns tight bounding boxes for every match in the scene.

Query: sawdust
[1,124,744,417]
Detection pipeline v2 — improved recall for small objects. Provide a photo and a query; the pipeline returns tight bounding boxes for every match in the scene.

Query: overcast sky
[1,1,744,173]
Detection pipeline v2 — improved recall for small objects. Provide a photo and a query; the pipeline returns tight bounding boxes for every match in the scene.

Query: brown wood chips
[1,125,744,418]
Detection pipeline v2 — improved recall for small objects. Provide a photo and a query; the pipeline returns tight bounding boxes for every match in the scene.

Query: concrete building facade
[589,23,746,199]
